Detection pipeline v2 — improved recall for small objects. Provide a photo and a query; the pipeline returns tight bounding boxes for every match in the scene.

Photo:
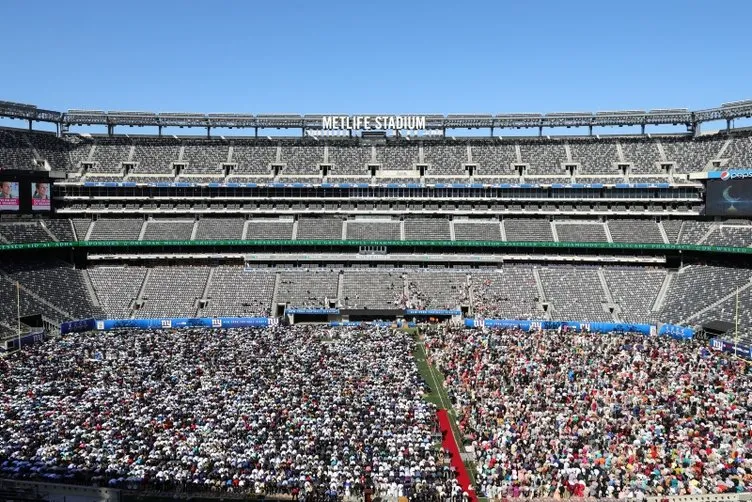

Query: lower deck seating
[245,220,294,240]
[471,268,540,319]
[555,222,608,242]
[503,218,554,241]
[135,266,210,318]
[277,269,339,308]
[199,266,275,317]
[296,218,344,240]
[660,265,752,325]
[142,220,194,241]
[405,271,467,310]
[0,274,59,323]
[194,218,245,240]
[0,223,53,244]
[88,266,147,319]
[0,260,104,321]
[607,219,665,243]
[603,267,666,322]
[89,219,144,241]
[0,261,748,337]
[453,220,502,241]
[346,220,401,240]
[538,266,612,321]
[340,269,402,309]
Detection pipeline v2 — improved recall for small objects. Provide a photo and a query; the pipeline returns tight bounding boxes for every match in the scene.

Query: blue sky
[2,0,751,133]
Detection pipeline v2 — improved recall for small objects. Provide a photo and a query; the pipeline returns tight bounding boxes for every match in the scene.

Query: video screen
[0,181,20,211]
[705,178,752,216]
[31,182,51,211]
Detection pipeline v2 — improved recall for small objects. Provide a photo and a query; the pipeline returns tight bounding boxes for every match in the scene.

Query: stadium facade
[0,98,750,353]
[1,98,752,501]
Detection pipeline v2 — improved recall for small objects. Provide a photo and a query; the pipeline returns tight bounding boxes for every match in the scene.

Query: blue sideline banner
[285,308,340,315]
[83,182,137,188]
[329,321,416,328]
[615,183,671,189]
[61,318,98,334]
[405,309,462,316]
[286,308,459,316]
[1,329,46,351]
[464,318,655,335]
[63,317,270,333]
[93,317,270,331]
[657,323,695,340]
[710,338,752,360]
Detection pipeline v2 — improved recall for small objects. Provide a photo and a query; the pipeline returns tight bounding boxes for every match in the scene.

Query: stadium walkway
[437,409,477,502]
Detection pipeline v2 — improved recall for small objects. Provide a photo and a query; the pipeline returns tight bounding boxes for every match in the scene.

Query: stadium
[5,1,752,499]
[0,95,751,502]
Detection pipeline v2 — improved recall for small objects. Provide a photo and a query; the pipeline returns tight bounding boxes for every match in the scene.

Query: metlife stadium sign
[321,115,426,130]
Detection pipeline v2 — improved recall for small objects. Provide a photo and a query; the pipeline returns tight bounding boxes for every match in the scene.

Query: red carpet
[436,409,477,502]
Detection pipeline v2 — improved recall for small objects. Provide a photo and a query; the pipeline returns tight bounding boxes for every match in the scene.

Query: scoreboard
[0,170,55,214]
[705,178,752,217]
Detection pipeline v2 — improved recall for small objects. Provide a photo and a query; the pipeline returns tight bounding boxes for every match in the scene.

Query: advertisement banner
[465,318,655,335]
[31,182,51,211]
[329,321,416,328]
[705,178,752,216]
[657,323,695,340]
[64,317,270,333]
[709,337,752,360]
[285,308,340,315]
[0,181,20,211]
[61,318,97,334]
[1,330,45,351]
[405,309,462,316]
[706,169,752,180]
[94,317,270,331]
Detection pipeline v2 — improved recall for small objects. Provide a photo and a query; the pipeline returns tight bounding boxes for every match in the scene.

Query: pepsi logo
[720,171,730,180]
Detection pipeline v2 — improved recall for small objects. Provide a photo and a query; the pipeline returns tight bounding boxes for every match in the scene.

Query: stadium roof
[1,99,752,132]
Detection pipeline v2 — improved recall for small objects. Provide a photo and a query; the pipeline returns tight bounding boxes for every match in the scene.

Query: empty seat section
[245,220,294,240]
[135,266,210,318]
[277,269,339,308]
[346,220,401,240]
[504,218,553,241]
[200,266,275,317]
[453,221,502,241]
[88,266,147,319]
[88,219,144,241]
[296,218,343,240]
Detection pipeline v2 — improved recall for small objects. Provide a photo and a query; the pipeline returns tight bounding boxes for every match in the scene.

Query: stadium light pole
[16,281,21,353]
[735,286,739,357]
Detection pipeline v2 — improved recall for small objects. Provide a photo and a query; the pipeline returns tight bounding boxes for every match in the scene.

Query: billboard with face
[31,182,51,211]
[0,181,20,211]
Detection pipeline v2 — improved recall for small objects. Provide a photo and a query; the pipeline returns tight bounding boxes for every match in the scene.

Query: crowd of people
[2,322,751,500]
[425,327,752,499]
[0,326,460,499]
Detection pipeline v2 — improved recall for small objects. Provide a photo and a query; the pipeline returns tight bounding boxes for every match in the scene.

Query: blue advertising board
[464,318,659,336]
[62,317,270,333]
[285,308,340,315]
[405,309,462,316]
